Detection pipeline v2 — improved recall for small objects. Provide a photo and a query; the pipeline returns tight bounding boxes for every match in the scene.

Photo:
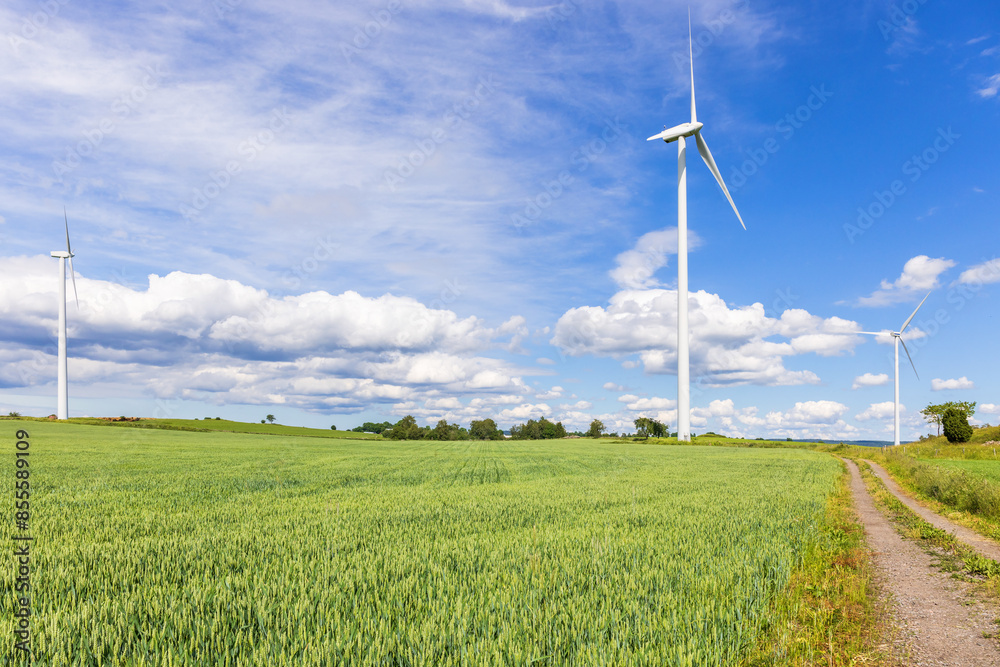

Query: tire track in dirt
[844,458,1000,666]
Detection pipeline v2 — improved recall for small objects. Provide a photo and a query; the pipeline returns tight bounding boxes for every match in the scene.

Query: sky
[1,0,998,441]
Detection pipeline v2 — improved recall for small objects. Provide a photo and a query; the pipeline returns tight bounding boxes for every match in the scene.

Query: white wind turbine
[647,16,746,442]
[857,292,930,446]
[50,209,79,420]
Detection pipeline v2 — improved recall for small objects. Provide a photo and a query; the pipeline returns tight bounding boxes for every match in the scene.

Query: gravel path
[862,459,1000,562]
[844,458,1000,666]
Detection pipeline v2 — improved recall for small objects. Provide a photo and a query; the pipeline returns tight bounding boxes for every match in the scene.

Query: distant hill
[0,416,377,439]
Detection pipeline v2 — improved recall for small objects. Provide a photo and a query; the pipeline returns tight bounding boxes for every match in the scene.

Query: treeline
[377,416,504,441]
[366,415,574,441]
[509,417,567,440]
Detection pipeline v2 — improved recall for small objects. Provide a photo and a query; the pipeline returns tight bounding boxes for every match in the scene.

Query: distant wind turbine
[647,14,746,442]
[857,292,930,446]
[50,209,78,420]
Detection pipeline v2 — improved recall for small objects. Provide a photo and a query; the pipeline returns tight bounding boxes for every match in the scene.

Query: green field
[2,421,841,666]
[39,417,378,439]
[921,458,1000,485]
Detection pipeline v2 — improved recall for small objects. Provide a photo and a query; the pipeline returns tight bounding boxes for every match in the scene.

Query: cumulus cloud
[602,381,625,392]
[552,289,861,387]
[608,227,701,290]
[0,257,530,414]
[619,395,677,412]
[495,403,553,423]
[982,403,1000,416]
[535,386,563,400]
[957,258,1000,286]
[857,255,955,306]
[931,377,975,391]
[856,401,898,421]
[733,401,858,440]
[852,372,889,389]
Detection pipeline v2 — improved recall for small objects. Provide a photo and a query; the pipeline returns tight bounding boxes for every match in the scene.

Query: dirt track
[844,458,1000,666]
[862,459,1000,561]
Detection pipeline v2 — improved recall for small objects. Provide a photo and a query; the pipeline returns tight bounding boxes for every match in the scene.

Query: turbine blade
[899,336,918,380]
[695,131,746,230]
[68,257,79,309]
[899,291,931,333]
[856,331,883,335]
[688,9,696,124]
[64,207,72,255]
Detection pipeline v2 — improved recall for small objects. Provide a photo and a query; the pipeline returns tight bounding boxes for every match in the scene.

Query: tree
[266,414,276,424]
[470,418,503,440]
[352,421,394,434]
[509,417,566,440]
[260,419,266,424]
[431,419,462,441]
[634,417,667,438]
[942,407,973,443]
[587,419,606,438]
[330,425,337,430]
[922,402,977,436]
[385,415,423,440]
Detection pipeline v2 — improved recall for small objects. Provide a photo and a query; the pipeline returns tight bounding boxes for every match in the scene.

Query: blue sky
[1,0,997,440]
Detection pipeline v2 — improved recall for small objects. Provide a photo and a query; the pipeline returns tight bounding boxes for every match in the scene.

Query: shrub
[943,407,973,443]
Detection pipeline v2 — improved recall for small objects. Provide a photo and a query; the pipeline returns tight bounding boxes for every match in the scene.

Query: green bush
[943,407,973,443]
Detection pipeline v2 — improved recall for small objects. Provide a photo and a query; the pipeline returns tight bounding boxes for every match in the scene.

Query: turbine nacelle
[51,251,73,259]
[647,121,703,144]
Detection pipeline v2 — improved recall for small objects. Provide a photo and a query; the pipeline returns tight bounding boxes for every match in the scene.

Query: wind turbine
[857,292,930,446]
[647,15,745,442]
[50,209,78,420]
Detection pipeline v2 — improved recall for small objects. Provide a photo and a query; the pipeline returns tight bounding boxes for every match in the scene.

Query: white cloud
[852,372,889,389]
[0,257,532,415]
[608,227,701,290]
[856,401,898,421]
[602,381,625,392]
[957,258,1000,286]
[931,377,975,391]
[621,396,676,412]
[982,403,1000,416]
[977,73,1000,98]
[857,255,955,306]
[768,400,849,426]
[535,386,563,400]
[552,289,859,387]
[733,401,859,440]
[495,403,553,423]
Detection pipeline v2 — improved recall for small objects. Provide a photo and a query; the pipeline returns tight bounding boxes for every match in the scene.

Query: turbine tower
[647,15,745,441]
[50,209,78,420]
[857,292,930,446]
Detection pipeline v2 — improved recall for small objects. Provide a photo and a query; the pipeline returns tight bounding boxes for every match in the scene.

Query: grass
[930,459,1000,486]
[742,461,888,666]
[858,460,1000,582]
[1,420,844,665]
[0,415,376,439]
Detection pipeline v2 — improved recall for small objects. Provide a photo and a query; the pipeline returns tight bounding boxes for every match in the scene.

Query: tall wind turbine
[857,292,930,446]
[50,209,78,420]
[647,16,746,442]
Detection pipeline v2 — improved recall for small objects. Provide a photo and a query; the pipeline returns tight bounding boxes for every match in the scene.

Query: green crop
[2,422,839,665]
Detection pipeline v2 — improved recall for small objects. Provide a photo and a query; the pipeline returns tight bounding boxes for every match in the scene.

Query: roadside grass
[742,462,889,666]
[860,446,1000,543]
[858,461,1000,598]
